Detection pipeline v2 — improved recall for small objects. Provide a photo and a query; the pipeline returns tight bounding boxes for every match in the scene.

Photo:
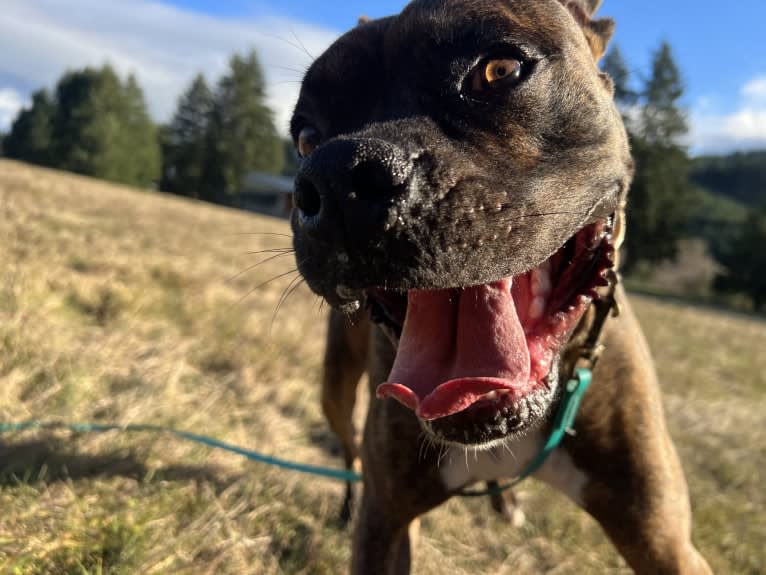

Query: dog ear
[559,0,615,62]
[583,18,615,61]
[582,0,605,15]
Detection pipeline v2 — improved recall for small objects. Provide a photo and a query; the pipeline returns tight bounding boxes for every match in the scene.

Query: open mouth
[368,218,615,442]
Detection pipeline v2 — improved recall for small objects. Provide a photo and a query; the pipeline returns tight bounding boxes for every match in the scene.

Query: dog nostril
[350,160,401,201]
[294,179,321,218]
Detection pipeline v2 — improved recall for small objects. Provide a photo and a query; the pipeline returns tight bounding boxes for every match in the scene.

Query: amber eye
[469,58,523,95]
[297,126,320,158]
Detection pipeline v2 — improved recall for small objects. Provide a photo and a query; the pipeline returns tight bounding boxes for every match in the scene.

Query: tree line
[603,42,765,311]
[1,49,286,198]
[2,67,160,188]
[691,151,766,207]
[1,43,763,310]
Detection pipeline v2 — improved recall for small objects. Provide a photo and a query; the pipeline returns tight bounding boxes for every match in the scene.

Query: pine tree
[121,74,161,187]
[53,66,121,178]
[642,43,687,145]
[3,89,55,166]
[161,73,214,197]
[623,42,691,271]
[202,50,284,202]
[51,65,160,188]
[601,45,637,109]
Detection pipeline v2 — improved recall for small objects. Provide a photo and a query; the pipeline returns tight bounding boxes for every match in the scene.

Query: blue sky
[170,0,766,101]
[2,0,765,154]
[172,0,766,139]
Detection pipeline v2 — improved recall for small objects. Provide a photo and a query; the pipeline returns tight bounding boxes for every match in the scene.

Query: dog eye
[297,126,320,158]
[468,58,523,95]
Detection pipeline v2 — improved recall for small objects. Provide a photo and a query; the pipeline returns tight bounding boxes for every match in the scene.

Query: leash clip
[577,342,604,371]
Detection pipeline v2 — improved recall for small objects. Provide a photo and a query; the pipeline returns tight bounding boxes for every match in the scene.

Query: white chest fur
[438,434,590,507]
[438,433,543,491]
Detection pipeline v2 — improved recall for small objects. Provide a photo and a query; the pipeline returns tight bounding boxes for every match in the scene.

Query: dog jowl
[290,1,713,574]
[291,0,631,446]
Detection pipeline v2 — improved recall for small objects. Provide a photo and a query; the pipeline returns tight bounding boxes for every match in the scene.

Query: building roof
[242,172,294,195]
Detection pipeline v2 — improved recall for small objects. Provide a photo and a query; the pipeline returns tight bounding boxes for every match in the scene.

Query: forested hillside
[691,151,766,207]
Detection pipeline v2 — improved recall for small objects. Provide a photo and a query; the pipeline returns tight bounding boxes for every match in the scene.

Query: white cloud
[0,88,26,132]
[689,76,766,155]
[2,2,763,157]
[742,76,766,103]
[0,0,340,135]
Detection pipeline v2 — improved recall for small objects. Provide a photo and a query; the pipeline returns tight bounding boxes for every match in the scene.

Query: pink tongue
[376,280,531,420]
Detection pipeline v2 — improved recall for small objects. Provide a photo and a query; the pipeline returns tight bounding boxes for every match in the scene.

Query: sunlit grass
[0,160,763,574]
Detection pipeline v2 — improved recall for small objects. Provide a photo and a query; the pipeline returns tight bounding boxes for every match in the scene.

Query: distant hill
[690,150,766,207]
[685,187,745,258]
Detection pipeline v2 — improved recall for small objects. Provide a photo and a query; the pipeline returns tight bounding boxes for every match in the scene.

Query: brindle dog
[289,1,713,573]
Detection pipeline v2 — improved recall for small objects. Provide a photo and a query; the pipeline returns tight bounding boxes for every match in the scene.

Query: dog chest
[438,433,543,492]
[439,435,589,508]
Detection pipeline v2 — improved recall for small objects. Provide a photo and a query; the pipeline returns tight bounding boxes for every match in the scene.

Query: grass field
[0,159,764,574]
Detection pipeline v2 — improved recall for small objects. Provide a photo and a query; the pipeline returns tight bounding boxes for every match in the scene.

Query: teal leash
[458,368,592,497]
[0,368,592,496]
[0,421,361,483]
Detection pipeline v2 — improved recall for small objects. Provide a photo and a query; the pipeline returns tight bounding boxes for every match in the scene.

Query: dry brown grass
[0,159,764,574]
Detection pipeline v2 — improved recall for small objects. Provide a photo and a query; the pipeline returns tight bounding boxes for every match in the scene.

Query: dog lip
[363,214,614,329]
[376,383,419,411]
[377,378,524,421]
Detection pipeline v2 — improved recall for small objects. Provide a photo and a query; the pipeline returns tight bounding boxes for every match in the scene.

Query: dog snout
[294,138,413,236]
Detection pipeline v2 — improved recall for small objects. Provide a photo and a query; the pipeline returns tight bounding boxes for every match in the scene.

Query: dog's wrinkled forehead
[393,0,580,54]
[291,0,613,144]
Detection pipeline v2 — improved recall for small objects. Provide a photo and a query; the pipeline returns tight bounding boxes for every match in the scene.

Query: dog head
[291,0,632,447]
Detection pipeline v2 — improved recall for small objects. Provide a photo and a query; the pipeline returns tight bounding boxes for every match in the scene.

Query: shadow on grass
[0,437,235,491]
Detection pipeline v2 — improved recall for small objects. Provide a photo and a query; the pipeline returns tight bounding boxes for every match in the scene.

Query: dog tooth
[531,269,552,298]
[540,272,552,296]
[530,296,546,320]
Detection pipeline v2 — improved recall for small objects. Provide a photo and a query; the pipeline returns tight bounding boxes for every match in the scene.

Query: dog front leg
[579,469,713,575]
[352,490,414,575]
[321,309,370,523]
[352,327,451,574]
[545,292,713,575]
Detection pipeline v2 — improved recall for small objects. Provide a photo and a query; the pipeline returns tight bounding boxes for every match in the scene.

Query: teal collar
[458,367,592,498]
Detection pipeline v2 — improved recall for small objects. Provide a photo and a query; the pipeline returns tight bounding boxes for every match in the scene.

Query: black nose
[294,138,413,234]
